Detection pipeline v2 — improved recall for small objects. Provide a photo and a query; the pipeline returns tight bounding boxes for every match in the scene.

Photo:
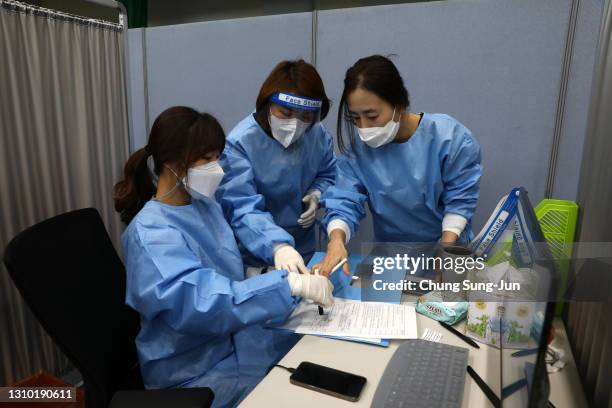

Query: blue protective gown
[322,113,481,244]
[122,198,300,408]
[217,113,336,266]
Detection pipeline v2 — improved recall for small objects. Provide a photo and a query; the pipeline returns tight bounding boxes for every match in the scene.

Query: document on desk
[278,298,418,339]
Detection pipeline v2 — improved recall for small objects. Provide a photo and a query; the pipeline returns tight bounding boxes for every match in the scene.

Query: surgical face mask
[269,112,310,148]
[183,161,225,200]
[357,107,401,148]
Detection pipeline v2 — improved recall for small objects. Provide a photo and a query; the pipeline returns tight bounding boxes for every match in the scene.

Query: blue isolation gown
[217,113,336,266]
[122,198,300,408]
[322,113,482,244]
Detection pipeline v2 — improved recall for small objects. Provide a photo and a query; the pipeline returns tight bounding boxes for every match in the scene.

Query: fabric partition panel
[125,0,604,249]
[316,0,573,242]
[142,12,313,142]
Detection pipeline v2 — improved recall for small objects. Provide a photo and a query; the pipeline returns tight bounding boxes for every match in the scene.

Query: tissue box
[465,262,537,349]
[416,291,468,325]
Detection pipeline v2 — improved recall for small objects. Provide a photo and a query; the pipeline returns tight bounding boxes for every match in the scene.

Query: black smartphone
[289,361,366,402]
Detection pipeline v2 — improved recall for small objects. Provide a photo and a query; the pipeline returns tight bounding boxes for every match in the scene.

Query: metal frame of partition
[546,0,581,199]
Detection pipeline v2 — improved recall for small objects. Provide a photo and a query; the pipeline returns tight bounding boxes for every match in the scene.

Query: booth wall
[317,0,571,240]
[142,12,312,134]
[127,0,603,245]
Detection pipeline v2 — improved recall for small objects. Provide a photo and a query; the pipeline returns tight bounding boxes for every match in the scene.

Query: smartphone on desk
[289,361,366,402]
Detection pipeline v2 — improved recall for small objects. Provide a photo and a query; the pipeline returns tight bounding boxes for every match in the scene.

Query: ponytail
[113,147,156,225]
[113,106,226,224]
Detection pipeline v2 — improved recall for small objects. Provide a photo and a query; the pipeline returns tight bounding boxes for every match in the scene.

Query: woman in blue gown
[217,60,336,275]
[113,106,334,407]
[314,55,482,275]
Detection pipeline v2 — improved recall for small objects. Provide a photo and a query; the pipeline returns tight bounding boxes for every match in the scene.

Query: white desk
[240,313,587,408]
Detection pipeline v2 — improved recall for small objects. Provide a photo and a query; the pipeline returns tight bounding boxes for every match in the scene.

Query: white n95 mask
[269,113,310,148]
[357,107,401,148]
[183,161,225,200]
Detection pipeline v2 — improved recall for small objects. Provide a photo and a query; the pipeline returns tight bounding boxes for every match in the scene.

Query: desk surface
[240,311,587,408]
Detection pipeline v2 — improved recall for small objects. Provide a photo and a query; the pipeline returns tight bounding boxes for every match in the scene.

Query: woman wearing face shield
[217,60,336,275]
[113,107,333,407]
[313,55,482,276]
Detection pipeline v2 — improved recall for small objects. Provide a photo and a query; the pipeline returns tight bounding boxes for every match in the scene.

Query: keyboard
[371,339,469,408]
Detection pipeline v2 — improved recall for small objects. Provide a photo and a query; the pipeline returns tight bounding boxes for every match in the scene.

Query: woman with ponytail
[113,106,333,407]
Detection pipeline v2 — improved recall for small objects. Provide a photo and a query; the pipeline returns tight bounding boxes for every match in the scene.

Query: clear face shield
[269,92,322,125]
[270,105,319,124]
[267,92,323,148]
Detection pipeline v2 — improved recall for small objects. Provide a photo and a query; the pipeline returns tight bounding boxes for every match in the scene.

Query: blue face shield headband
[269,92,323,112]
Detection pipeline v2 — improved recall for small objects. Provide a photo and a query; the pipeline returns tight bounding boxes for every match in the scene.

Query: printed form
[277,298,418,339]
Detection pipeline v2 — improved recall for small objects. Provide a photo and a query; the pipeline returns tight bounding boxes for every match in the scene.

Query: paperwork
[278,298,418,340]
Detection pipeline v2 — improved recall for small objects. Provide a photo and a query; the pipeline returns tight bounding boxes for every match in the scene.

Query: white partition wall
[127,0,603,245]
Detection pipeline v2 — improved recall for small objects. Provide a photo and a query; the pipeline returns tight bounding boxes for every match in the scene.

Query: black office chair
[3,208,214,408]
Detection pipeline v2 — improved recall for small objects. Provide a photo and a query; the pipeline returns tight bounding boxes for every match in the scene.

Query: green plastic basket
[535,199,578,261]
[534,199,578,315]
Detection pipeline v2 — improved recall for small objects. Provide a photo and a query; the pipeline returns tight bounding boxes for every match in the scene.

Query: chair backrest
[3,208,141,407]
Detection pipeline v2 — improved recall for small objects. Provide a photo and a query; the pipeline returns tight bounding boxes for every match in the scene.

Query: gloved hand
[297,191,320,229]
[274,245,310,274]
[287,272,334,307]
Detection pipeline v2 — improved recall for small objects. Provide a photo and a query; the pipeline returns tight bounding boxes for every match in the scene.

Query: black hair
[113,106,225,224]
[255,59,330,135]
[336,55,410,153]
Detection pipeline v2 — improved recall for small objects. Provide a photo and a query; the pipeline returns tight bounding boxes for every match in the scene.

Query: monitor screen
[499,189,560,408]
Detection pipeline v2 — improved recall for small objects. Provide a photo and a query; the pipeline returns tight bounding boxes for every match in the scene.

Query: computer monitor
[499,189,560,408]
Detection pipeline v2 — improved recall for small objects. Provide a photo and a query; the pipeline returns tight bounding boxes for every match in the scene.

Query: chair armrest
[109,387,214,408]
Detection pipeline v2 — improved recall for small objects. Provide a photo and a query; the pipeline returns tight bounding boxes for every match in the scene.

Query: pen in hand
[330,258,348,275]
[315,267,325,315]
[315,258,348,315]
